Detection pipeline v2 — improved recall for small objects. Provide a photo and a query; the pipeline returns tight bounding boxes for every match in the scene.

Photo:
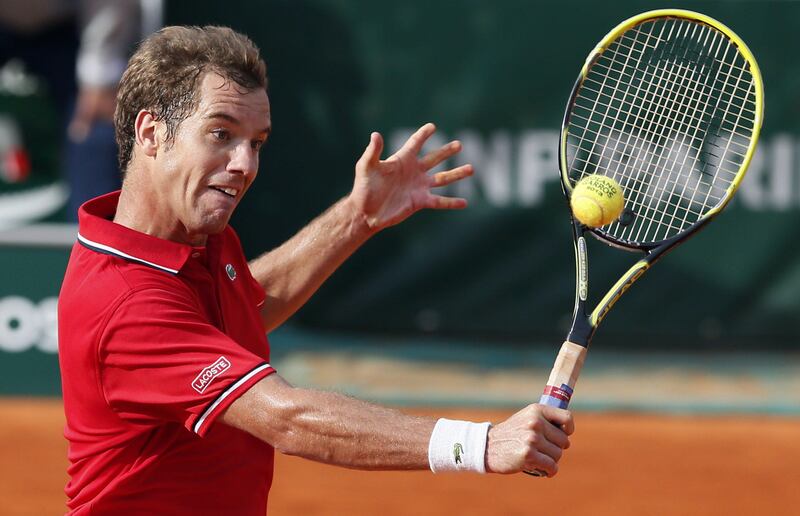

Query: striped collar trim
[77,191,192,274]
[78,233,180,275]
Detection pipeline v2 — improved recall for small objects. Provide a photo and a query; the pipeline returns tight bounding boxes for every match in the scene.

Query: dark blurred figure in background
[0,0,160,220]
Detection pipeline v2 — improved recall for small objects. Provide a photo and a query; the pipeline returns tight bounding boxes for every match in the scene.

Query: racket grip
[525,341,587,478]
[538,340,587,408]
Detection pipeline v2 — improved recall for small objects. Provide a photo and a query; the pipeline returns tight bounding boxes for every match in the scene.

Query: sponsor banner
[0,240,70,394]
[204,0,796,349]
[2,0,800,395]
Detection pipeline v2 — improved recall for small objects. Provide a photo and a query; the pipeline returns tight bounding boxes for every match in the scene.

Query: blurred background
[0,0,798,515]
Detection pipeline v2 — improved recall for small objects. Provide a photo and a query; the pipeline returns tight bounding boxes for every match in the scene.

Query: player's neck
[114,172,206,247]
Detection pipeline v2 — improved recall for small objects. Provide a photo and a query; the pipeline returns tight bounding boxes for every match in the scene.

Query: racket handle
[538,340,587,408]
[525,341,587,478]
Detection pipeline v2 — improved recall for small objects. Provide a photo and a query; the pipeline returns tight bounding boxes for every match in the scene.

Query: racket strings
[604,20,752,240]
[566,111,748,173]
[609,33,757,102]
[579,60,757,122]
[670,50,754,234]
[564,20,704,191]
[616,21,732,240]
[572,25,754,170]
[567,22,665,221]
[571,20,722,237]
[638,23,754,241]
[565,16,758,245]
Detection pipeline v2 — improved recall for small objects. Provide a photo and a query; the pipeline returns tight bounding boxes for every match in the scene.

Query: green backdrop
[1,1,799,394]
[198,0,799,349]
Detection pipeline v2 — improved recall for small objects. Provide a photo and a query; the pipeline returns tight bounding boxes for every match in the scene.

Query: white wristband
[427,418,490,474]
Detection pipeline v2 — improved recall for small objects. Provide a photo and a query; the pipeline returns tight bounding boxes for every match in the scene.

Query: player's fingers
[561,416,575,436]
[398,122,436,156]
[420,140,462,170]
[531,407,571,449]
[526,452,558,478]
[534,434,564,463]
[430,164,473,187]
[542,422,571,450]
[426,194,467,210]
[540,405,575,435]
[357,132,384,169]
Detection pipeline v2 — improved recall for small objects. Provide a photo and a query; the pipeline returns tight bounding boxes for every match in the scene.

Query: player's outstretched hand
[348,123,473,232]
[485,404,574,477]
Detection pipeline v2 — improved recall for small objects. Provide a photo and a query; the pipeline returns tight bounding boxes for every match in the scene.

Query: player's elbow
[249,386,323,458]
[224,375,334,460]
[222,375,306,452]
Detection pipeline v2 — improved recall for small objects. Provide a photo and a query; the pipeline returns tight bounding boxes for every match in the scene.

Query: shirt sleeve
[98,286,275,436]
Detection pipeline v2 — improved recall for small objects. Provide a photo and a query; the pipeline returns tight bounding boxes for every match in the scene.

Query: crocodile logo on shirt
[225,264,237,281]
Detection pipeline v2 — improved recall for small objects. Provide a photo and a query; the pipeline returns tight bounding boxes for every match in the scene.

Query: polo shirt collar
[77,191,194,275]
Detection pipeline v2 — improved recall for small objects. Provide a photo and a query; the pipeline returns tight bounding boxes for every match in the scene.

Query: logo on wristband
[453,442,464,465]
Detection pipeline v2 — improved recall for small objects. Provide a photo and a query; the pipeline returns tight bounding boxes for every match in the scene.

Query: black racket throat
[564,217,708,348]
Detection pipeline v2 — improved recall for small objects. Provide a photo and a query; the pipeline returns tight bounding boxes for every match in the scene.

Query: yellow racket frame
[560,8,764,212]
[559,9,765,328]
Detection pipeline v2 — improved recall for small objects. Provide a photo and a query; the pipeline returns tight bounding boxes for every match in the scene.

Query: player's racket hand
[484,404,574,477]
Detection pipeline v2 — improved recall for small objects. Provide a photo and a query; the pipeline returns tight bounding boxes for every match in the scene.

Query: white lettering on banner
[457,131,513,205]
[37,297,58,353]
[0,296,57,353]
[517,130,558,206]
[739,136,793,211]
[390,129,800,212]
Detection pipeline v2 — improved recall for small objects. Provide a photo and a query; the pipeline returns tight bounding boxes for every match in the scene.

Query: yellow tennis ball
[570,174,624,227]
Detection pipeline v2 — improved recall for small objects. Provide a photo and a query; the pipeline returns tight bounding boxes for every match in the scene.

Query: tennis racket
[528,9,764,476]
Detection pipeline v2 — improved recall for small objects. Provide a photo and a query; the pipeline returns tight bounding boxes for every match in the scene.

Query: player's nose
[228,141,258,177]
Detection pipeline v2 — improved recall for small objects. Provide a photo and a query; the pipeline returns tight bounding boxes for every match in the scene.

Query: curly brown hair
[114,25,268,174]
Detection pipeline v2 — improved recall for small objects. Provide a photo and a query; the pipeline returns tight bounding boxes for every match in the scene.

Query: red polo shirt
[59,191,276,515]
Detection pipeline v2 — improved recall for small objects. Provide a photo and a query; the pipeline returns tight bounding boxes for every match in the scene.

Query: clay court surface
[2,399,797,515]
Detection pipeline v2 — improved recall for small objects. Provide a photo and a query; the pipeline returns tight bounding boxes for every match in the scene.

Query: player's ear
[134,110,160,158]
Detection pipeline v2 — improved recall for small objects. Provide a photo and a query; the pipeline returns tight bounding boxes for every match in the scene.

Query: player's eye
[251,139,265,151]
[211,129,230,141]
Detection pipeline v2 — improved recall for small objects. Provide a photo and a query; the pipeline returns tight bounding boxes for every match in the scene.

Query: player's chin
[196,210,234,235]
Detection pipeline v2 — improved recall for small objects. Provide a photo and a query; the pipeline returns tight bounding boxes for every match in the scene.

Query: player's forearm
[225,375,573,475]
[248,196,375,332]
[224,376,435,470]
[276,391,434,469]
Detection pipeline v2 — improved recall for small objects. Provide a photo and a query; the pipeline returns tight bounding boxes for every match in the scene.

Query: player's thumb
[357,132,384,169]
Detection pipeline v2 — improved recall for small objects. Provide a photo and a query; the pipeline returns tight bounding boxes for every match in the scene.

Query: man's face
[153,72,270,245]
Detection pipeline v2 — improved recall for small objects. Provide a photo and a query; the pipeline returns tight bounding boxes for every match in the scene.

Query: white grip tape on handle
[539,341,587,409]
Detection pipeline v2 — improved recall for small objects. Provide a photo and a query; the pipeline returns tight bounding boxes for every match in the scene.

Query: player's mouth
[209,186,239,199]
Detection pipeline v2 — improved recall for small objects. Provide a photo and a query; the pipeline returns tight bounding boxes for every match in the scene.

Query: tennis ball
[570,174,624,227]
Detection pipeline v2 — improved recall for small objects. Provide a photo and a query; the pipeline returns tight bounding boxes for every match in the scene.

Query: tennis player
[58,26,574,514]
